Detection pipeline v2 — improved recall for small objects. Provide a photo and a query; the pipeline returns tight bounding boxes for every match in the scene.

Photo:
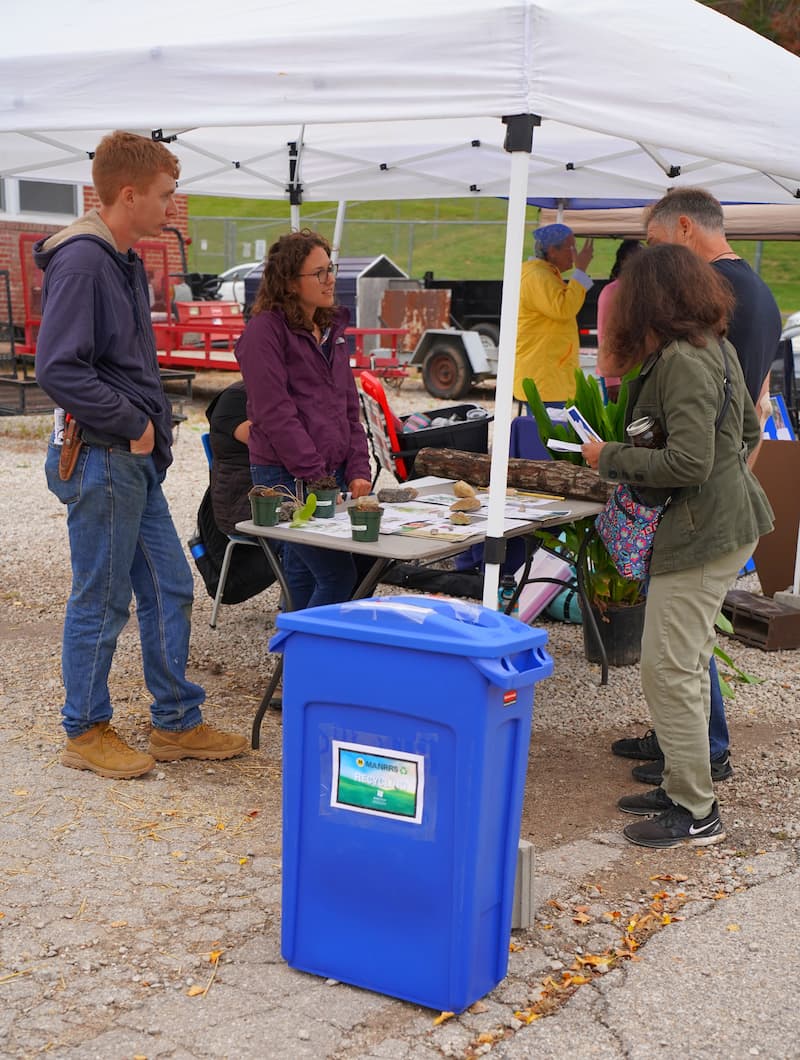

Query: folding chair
[358,370,410,485]
[201,432,262,629]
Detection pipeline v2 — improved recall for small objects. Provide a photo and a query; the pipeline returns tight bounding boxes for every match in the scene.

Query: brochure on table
[286,490,573,543]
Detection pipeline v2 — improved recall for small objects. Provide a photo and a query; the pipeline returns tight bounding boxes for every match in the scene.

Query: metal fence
[186,216,509,278]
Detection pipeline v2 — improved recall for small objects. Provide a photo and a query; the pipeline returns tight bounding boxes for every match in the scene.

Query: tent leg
[482,125,535,609]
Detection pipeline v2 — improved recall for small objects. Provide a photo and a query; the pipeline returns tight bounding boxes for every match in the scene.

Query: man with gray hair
[513,223,594,407]
[611,185,781,791]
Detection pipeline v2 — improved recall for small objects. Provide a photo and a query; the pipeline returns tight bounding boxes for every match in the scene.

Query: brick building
[0,181,189,344]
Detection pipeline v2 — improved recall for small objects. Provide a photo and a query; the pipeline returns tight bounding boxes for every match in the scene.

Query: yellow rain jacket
[513,258,588,403]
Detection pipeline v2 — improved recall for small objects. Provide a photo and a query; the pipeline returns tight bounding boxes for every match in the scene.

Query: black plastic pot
[583,599,645,667]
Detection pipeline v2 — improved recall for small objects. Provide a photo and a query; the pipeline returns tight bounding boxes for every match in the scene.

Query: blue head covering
[532,223,573,259]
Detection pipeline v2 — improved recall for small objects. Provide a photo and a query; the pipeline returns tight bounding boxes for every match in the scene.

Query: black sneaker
[617,787,674,816]
[623,801,726,849]
[632,750,733,786]
[611,729,663,761]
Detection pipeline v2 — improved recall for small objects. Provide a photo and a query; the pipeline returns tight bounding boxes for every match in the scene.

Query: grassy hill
[187,195,800,315]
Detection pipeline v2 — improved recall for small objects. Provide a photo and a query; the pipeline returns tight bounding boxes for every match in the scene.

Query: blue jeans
[708,655,729,758]
[45,442,204,737]
[250,464,356,610]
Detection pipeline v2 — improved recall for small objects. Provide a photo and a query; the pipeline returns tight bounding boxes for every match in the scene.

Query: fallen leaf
[246,809,260,817]
[110,920,128,928]
[13,790,29,796]
[572,912,591,925]
[208,950,223,964]
[239,857,248,865]
[564,973,591,986]
[514,1010,542,1024]
[602,910,622,921]
[726,924,741,932]
[575,953,615,970]
[469,1001,488,1014]
[433,1011,455,1026]
[712,891,728,901]
[476,1033,495,1044]
[186,985,205,997]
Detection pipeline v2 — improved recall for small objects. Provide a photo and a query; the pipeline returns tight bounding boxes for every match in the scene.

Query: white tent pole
[482,144,531,609]
[290,204,301,231]
[331,200,347,264]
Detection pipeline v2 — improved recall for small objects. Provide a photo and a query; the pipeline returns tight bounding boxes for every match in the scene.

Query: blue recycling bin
[270,594,553,1013]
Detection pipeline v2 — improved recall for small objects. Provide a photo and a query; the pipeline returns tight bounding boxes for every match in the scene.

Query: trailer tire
[471,322,500,349]
[422,343,472,400]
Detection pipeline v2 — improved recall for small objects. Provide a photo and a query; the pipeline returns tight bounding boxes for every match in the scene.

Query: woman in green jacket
[582,244,773,850]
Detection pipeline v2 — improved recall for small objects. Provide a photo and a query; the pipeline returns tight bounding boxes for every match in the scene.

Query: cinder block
[511,839,535,930]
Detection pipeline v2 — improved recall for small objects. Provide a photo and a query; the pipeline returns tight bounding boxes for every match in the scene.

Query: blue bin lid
[271,594,547,659]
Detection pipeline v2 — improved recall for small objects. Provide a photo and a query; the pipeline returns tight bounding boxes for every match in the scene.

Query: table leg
[351,557,393,599]
[575,529,609,686]
[250,538,295,748]
[251,657,283,750]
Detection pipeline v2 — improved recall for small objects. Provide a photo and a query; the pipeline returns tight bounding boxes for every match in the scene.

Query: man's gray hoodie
[34,210,174,472]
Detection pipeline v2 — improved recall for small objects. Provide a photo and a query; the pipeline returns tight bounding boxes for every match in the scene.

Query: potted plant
[522,371,646,666]
[521,372,764,689]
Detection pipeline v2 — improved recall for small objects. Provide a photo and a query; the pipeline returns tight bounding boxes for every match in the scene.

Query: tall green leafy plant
[522,370,644,608]
[521,370,761,693]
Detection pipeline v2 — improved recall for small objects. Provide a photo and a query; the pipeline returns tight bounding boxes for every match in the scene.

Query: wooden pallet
[722,589,800,651]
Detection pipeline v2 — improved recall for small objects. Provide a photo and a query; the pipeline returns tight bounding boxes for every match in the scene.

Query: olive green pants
[640,542,755,819]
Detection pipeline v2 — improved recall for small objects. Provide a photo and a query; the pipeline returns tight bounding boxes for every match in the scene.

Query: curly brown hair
[602,244,734,377]
[250,229,336,331]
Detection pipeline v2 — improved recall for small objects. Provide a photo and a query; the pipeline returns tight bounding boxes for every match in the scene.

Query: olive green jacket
[597,334,773,575]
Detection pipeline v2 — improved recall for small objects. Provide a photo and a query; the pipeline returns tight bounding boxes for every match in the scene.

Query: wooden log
[413,448,612,502]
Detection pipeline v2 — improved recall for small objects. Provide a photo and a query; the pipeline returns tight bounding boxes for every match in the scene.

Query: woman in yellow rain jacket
[513,223,594,406]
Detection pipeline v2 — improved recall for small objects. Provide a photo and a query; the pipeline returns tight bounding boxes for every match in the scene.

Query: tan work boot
[62,722,156,779]
[148,722,248,762]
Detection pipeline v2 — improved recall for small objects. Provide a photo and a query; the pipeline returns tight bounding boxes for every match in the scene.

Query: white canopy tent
[4,0,800,606]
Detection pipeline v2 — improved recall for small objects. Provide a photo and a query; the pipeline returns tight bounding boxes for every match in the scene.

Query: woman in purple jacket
[236,230,372,609]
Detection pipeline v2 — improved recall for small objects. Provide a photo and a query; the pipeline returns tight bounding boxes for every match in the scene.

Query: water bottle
[53,407,66,446]
[188,534,206,561]
[498,575,519,619]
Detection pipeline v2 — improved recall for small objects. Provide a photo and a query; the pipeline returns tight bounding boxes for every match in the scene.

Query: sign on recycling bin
[331,741,425,824]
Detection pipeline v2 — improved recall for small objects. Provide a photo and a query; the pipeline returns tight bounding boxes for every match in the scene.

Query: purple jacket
[235,306,370,484]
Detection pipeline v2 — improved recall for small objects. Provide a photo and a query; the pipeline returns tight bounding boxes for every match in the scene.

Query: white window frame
[0,177,81,223]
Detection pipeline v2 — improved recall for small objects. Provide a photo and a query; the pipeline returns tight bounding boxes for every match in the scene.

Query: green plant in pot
[521,371,763,688]
[522,371,646,666]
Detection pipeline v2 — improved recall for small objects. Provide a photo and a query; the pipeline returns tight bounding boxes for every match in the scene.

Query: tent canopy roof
[2,0,800,204]
[538,203,800,241]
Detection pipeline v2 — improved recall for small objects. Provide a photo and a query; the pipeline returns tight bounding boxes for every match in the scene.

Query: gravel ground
[0,373,798,1059]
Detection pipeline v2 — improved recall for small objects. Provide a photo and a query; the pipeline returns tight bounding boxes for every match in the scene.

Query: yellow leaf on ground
[186,985,205,997]
[110,920,128,928]
[208,950,223,964]
[572,912,592,925]
[13,790,29,796]
[514,1010,542,1024]
[726,924,741,932]
[433,1011,455,1026]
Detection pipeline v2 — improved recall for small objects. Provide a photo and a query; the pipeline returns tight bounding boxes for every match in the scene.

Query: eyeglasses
[298,263,338,283]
